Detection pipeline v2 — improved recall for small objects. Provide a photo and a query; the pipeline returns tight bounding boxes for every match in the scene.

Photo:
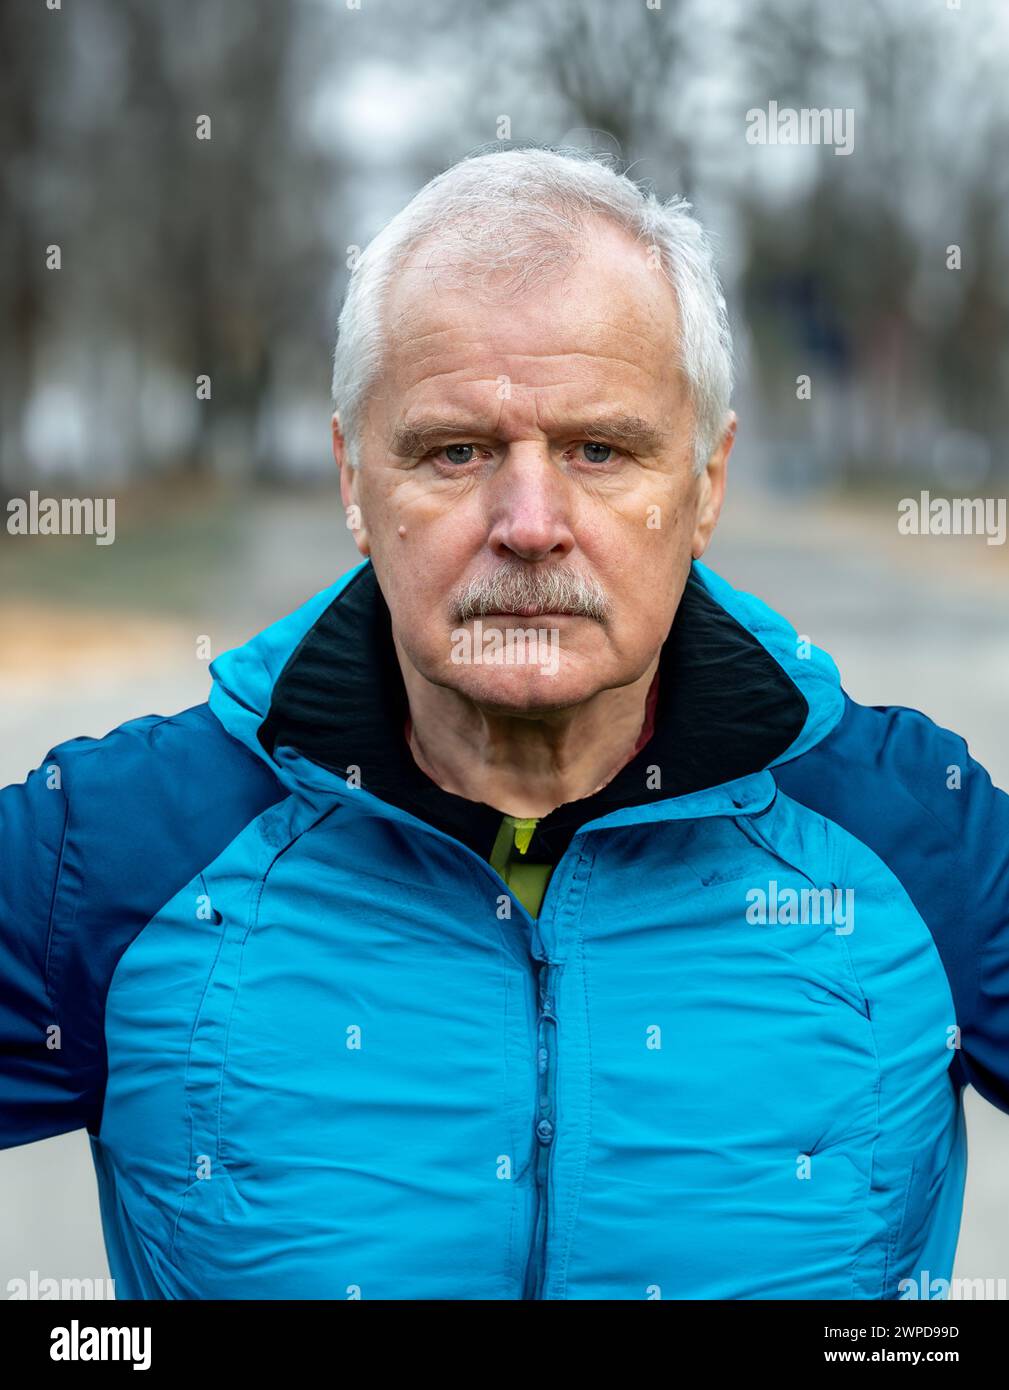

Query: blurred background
[1,0,1007,1295]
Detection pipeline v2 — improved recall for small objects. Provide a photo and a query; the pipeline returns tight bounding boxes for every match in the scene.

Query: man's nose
[484,443,576,562]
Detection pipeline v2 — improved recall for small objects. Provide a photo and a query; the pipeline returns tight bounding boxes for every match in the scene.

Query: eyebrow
[389,412,666,457]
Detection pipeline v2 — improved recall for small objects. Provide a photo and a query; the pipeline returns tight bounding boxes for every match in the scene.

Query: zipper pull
[511,817,539,856]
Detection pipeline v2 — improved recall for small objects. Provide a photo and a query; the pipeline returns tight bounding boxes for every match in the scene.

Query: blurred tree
[0,0,48,490]
[0,0,347,488]
[734,0,1009,485]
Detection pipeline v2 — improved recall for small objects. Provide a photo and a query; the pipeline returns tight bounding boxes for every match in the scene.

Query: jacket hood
[208,556,845,830]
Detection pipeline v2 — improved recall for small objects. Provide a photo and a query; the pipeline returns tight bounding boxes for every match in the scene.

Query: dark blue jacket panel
[776,692,1009,1113]
[0,704,283,1148]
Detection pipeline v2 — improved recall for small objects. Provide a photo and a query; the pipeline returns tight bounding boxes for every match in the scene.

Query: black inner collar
[257,561,808,862]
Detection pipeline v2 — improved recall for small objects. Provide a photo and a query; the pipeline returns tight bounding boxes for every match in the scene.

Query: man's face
[337,217,733,713]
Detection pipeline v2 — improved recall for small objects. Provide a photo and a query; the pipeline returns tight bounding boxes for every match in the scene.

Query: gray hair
[331,145,734,475]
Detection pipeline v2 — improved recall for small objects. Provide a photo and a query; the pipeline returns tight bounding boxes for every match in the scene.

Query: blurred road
[1,483,1007,1295]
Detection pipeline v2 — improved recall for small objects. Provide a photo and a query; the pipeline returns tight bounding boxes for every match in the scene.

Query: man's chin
[433,659,605,715]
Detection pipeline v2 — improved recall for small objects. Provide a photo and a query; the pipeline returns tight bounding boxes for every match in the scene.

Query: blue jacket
[2,557,1007,1299]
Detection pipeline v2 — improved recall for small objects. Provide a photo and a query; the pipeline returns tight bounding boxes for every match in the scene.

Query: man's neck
[394,640,661,819]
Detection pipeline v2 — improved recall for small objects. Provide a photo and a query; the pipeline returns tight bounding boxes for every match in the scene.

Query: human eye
[566,440,627,466]
[424,443,486,467]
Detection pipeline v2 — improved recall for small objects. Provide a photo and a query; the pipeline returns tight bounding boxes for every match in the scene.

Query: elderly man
[2,147,1007,1301]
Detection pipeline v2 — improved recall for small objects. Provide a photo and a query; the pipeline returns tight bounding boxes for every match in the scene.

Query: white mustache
[453,564,609,622]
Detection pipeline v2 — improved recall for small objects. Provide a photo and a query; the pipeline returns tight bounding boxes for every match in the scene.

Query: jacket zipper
[524,959,559,1299]
[330,796,581,1300]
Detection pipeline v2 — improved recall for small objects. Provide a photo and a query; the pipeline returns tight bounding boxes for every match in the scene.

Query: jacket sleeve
[1,705,286,1151]
[776,696,1009,1115]
[0,749,86,1147]
[937,721,1009,1112]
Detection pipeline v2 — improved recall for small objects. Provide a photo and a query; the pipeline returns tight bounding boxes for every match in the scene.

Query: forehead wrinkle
[393,280,678,348]
[397,347,670,393]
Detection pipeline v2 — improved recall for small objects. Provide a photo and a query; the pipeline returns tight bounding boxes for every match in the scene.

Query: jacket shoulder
[48,700,281,807]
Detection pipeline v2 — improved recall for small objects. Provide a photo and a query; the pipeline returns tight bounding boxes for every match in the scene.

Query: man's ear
[691,411,736,560]
[334,412,370,557]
